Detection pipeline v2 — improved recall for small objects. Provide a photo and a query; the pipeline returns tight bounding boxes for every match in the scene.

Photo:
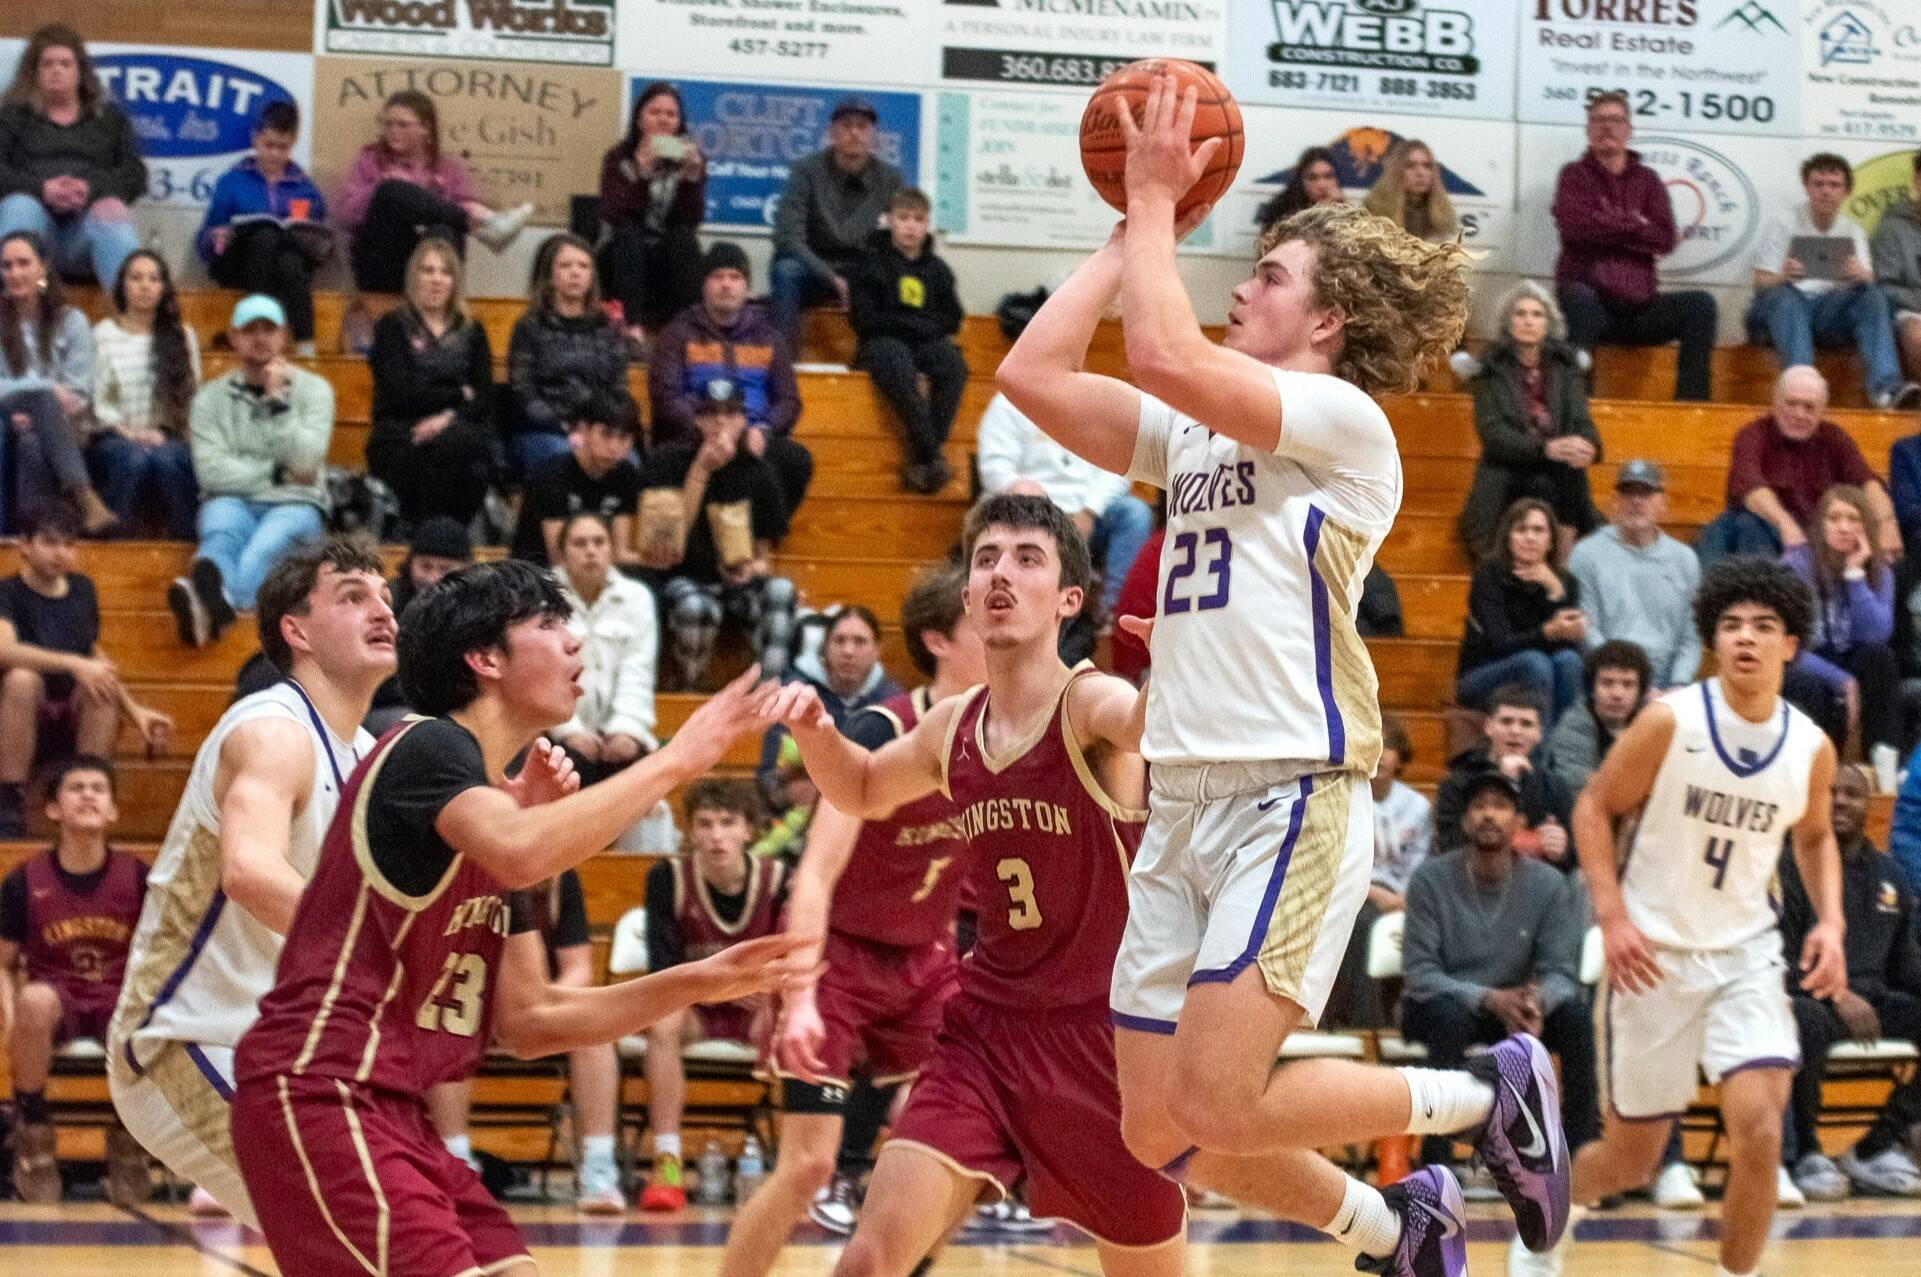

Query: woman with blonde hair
[506,232,629,473]
[1363,138,1457,243]
[365,238,496,525]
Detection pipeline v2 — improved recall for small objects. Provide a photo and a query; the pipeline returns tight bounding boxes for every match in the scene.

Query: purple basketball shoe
[1356,1166,1467,1277]
[1470,1032,1571,1252]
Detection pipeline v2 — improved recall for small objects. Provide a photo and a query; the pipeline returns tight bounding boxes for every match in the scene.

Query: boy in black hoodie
[850,188,968,494]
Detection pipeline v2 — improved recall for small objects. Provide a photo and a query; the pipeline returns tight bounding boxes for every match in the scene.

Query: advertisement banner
[1223,0,1516,121]
[318,0,618,65]
[937,0,1226,92]
[1800,0,1921,144]
[617,0,930,88]
[2,2,315,54]
[0,42,315,210]
[1517,0,1799,136]
[311,56,620,224]
[666,78,921,229]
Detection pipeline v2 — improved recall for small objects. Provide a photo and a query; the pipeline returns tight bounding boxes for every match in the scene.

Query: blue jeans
[196,497,323,610]
[768,254,843,348]
[1694,509,1783,569]
[87,432,197,538]
[0,193,141,286]
[508,431,573,477]
[1747,282,1902,399]
[1090,494,1154,615]
[1456,648,1584,724]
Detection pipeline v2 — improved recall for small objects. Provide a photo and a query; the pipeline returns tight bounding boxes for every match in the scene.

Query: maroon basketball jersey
[940,666,1145,1010]
[18,849,146,1005]
[830,688,969,948]
[671,854,785,963]
[234,721,514,1094]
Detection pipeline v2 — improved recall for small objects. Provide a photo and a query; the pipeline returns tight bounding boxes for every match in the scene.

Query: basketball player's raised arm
[214,717,317,936]
[1788,739,1848,999]
[1573,701,1675,994]
[1069,667,1151,755]
[784,802,862,959]
[760,681,950,819]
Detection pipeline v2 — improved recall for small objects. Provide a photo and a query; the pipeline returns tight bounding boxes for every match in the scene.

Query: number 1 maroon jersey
[234,720,515,1095]
[939,666,1144,1010]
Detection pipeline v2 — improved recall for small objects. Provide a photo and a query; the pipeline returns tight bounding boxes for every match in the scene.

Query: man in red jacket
[1551,92,1718,402]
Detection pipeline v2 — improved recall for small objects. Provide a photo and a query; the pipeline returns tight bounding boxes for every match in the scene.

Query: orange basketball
[1079,59,1243,218]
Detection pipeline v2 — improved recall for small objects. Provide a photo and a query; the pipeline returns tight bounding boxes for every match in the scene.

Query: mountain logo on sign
[1256,127,1485,198]
[1819,10,1876,65]
[94,54,294,160]
[1717,1,1786,33]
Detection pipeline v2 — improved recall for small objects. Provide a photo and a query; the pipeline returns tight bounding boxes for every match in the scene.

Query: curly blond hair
[1256,202,1469,395]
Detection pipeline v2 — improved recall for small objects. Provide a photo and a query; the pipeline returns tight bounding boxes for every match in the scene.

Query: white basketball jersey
[1125,367,1401,770]
[111,682,371,1066]
[1622,679,1822,951]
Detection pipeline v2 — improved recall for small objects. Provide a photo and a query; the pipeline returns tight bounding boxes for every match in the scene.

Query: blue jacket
[1890,434,1921,550]
[196,157,328,262]
[1890,758,1921,889]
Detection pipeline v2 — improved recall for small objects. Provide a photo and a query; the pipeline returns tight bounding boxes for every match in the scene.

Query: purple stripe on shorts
[1718,1055,1801,1081]
[1111,1011,1179,1035]
[1303,506,1345,766]
[1188,775,1314,987]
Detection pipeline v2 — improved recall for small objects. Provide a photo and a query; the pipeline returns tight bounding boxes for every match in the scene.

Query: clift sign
[321,0,617,65]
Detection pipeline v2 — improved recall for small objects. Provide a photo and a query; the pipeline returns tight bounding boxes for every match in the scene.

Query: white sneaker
[807,1173,859,1235]
[576,1157,626,1214]
[1652,1160,1705,1209]
[1873,743,1901,793]
[1506,1203,1582,1277]
[1777,1163,1807,1209]
[1459,1156,1505,1202]
[473,202,535,252]
[1837,1145,1921,1197]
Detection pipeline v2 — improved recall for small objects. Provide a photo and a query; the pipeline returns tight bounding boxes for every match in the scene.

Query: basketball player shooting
[999,73,1564,1276]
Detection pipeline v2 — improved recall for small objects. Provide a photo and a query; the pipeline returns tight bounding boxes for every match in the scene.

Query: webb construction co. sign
[320,0,616,65]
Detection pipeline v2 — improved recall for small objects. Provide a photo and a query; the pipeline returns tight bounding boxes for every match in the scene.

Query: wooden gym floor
[5,1197,1920,1276]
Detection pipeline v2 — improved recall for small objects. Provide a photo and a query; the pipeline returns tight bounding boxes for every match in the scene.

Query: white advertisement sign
[617,0,930,88]
[1223,0,1516,121]
[1518,0,1799,136]
[936,0,1226,92]
[318,0,618,65]
[1800,0,1921,144]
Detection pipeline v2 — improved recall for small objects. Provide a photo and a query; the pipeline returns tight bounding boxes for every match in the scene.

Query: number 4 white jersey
[1125,367,1401,770]
[1622,679,1823,951]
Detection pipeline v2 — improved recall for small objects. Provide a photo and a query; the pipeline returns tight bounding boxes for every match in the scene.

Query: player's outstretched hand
[1600,914,1661,994]
[1117,614,1154,647]
[1798,920,1848,1001]
[503,737,580,807]
[663,665,767,773]
[759,679,835,736]
[776,991,830,1084]
[1115,75,1224,210]
[691,932,824,1007]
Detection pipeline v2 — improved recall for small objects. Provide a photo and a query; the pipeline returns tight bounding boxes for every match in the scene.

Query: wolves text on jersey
[1681,784,1782,835]
[1167,462,1257,518]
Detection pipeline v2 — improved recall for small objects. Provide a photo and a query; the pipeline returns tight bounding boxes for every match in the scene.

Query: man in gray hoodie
[1872,151,1921,387]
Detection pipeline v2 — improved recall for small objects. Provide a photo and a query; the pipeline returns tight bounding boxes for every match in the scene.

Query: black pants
[351,180,469,294]
[855,337,969,467]
[759,433,815,519]
[1457,459,1601,562]
[1783,661,1848,748]
[600,224,703,332]
[364,424,493,527]
[1788,990,1921,1164]
[1324,899,1393,1031]
[1817,642,1904,754]
[1558,282,1718,402]
[1402,996,1601,1164]
[2,387,90,533]
[209,222,317,342]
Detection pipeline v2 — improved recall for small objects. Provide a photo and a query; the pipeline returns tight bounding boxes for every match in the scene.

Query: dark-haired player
[763,493,1186,1277]
[1512,558,1847,1277]
[229,561,808,1277]
[719,562,984,1274]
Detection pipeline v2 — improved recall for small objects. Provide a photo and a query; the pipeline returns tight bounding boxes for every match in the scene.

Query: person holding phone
[597,82,706,345]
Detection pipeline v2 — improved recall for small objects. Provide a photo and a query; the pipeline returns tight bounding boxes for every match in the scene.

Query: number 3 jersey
[1622,679,1823,951]
[235,716,532,1095]
[938,665,1145,1010]
[1126,367,1401,773]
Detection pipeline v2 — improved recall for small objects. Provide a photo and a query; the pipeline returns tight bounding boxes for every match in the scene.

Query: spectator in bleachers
[1547,639,1649,794]
[1870,151,1921,389]
[1783,484,1903,784]
[650,242,813,515]
[0,505,171,835]
[769,97,903,344]
[366,238,495,528]
[1402,769,1597,1171]
[509,388,641,567]
[88,249,199,538]
[1432,683,1575,862]
[337,89,533,295]
[1779,763,1921,1200]
[358,516,472,733]
[1253,145,1341,230]
[1,229,113,535]
[1455,281,1601,562]
[1552,91,1717,402]
[1567,459,1702,691]
[1362,138,1456,243]
[1750,153,1916,410]
[638,778,788,1211]
[425,868,625,1212]
[507,232,631,475]
[849,187,967,494]
[168,294,331,646]
[1696,365,1899,564]
[638,380,799,688]
[553,511,659,785]
[1456,497,1586,721]
[0,26,142,289]
[1889,414,1921,551]
[0,755,150,1204]
[198,101,328,357]
[977,390,1154,616]
[1110,523,1163,686]
[598,81,705,342]
[754,604,899,810]
[1324,712,1430,1030]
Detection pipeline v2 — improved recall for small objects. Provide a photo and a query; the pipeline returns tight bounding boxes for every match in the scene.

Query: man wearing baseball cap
[164,295,333,647]
[1567,458,1703,691]
[768,95,903,343]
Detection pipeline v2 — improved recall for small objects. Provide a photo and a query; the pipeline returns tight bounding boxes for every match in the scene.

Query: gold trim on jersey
[350,721,467,913]
[294,885,373,1075]
[355,912,421,1084]
[476,1258,535,1276]
[972,666,1081,775]
[883,1137,1009,1201]
[682,856,781,938]
[280,1074,382,1276]
[1254,774,1353,1004]
[1060,677,1149,825]
[935,685,984,801]
[1310,514,1385,773]
[108,823,223,1064]
[140,1041,239,1175]
[336,1078,393,1275]
[864,704,906,739]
